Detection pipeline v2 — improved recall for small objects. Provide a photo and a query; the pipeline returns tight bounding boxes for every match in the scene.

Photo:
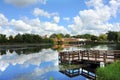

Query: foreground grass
[96,61,120,80]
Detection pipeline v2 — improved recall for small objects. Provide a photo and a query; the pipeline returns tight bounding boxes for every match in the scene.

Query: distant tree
[22,34,42,43]
[107,31,120,42]
[91,35,98,41]
[14,34,23,43]
[74,35,82,38]
[0,34,7,43]
[32,34,42,43]
[117,32,120,41]
[64,34,71,38]
[99,34,107,41]
[57,34,63,40]
[75,34,93,39]
[50,34,57,38]
[9,35,14,43]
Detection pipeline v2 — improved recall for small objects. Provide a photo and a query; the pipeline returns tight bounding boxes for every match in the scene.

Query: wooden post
[87,52,89,60]
[69,52,70,62]
[81,51,83,60]
[103,52,107,64]
[78,51,80,60]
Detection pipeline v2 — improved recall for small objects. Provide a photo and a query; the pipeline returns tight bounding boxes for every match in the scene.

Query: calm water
[0,44,120,80]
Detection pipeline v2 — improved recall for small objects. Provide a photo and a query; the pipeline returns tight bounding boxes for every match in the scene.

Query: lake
[0,44,120,80]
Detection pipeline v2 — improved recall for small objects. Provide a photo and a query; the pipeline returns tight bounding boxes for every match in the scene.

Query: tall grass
[96,61,120,80]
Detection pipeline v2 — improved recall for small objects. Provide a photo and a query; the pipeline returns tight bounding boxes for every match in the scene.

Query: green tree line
[0,33,53,44]
[0,31,120,44]
[50,31,120,42]
[50,33,107,41]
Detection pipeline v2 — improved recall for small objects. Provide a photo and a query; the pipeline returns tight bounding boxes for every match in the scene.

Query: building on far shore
[52,38,89,45]
[42,35,49,39]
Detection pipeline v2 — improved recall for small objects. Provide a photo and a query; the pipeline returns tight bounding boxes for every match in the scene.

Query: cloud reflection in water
[0,49,59,80]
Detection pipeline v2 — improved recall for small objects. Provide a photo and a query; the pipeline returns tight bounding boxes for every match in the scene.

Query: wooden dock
[59,50,120,64]
[59,50,120,79]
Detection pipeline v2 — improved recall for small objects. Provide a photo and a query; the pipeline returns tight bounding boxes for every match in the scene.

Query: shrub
[96,61,120,80]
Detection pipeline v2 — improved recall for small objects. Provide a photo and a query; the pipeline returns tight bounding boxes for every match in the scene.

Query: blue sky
[0,0,120,36]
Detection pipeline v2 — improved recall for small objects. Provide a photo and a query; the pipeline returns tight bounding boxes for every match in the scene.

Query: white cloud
[0,13,8,26]
[68,0,120,35]
[0,13,69,36]
[86,0,104,9]
[43,22,68,34]
[0,13,16,36]
[10,19,31,32]
[0,27,16,36]
[108,23,120,31]
[1,0,120,36]
[33,8,58,18]
[63,17,70,22]
[5,0,47,7]
[23,18,69,35]
[109,0,120,17]
[53,16,60,23]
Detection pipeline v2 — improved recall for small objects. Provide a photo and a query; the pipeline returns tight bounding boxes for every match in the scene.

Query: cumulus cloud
[109,0,120,17]
[33,8,58,18]
[53,16,60,23]
[1,0,120,36]
[43,22,67,33]
[22,18,69,35]
[68,0,120,35]
[0,13,8,26]
[0,13,16,36]
[86,0,104,8]
[18,18,68,35]
[10,19,31,32]
[4,0,47,7]
[0,13,69,36]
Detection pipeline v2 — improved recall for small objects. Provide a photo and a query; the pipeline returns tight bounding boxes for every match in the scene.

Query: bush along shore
[96,61,120,80]
[0,33,54,45]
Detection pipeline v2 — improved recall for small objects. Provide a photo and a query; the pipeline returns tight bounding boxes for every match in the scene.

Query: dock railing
[59,50,120,64]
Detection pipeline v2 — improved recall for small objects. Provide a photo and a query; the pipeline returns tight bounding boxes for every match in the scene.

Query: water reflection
[0,44,120,80]
[0,48,59,80]
[59,62,98,80]
[0,45,52,55]
[54,44,120,51]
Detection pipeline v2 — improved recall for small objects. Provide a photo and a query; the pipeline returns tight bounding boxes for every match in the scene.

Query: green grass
[96,61,120,80]
[50,76,54,80]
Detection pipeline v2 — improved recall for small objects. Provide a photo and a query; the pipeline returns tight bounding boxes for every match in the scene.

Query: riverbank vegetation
[96,61,120,80]
[0,31,120,45]
[50,31,120,44]
[0,33,54,45]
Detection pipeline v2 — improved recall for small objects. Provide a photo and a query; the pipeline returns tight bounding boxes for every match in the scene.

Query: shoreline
[0,43,53,49]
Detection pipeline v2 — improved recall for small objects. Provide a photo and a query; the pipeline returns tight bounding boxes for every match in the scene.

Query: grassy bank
[96,61,120,80]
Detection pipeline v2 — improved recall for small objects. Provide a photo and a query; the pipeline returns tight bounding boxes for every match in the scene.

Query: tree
[107,31,120,42]
[79,34,92,39]
[99,34,107,41]
[50,34,57,38]
[91,35,98,41]
[64,34,71,38]
[0,34,7,43]
[14,34,23,43]
[9,35,14,43]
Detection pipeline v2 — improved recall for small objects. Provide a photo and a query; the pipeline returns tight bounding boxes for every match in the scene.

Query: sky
[0,0,120,36]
